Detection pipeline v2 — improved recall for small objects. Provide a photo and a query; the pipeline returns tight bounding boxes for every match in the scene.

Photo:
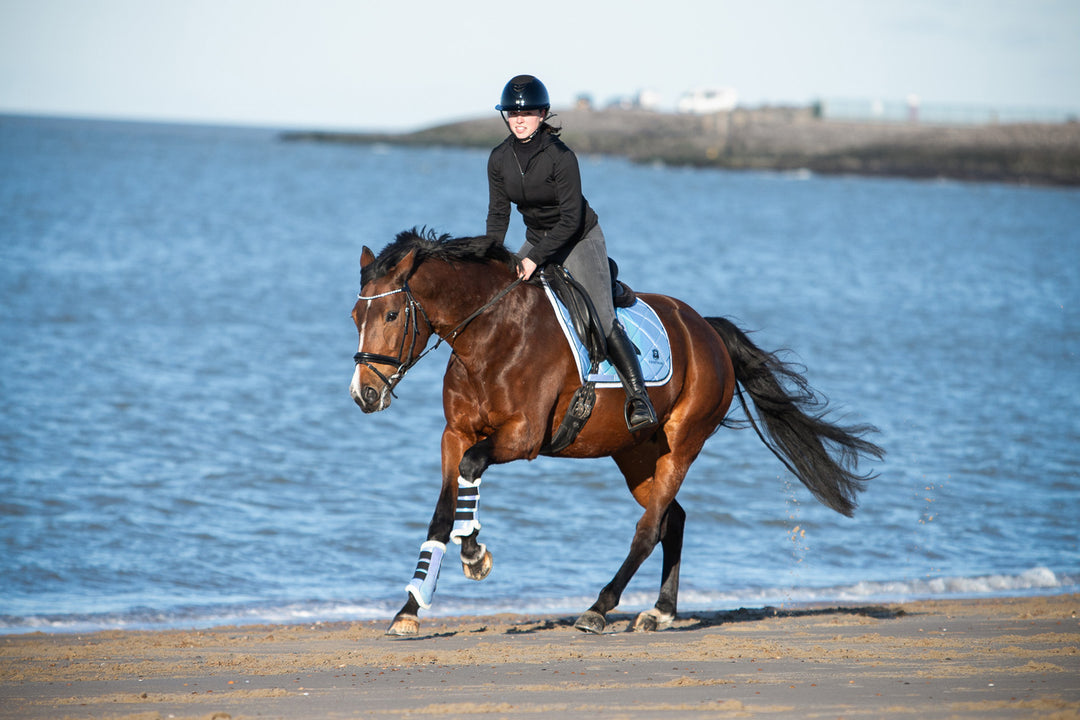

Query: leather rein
[353,277,522,398]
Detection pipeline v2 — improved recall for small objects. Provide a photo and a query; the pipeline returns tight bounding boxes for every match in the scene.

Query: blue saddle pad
[542,279,673,387]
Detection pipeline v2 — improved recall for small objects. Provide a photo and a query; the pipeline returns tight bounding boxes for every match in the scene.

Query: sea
[1,115,1077,634]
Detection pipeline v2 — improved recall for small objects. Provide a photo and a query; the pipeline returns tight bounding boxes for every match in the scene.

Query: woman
[485,74,657,432]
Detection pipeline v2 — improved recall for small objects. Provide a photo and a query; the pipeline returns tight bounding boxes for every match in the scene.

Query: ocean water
[1,115,1077,634]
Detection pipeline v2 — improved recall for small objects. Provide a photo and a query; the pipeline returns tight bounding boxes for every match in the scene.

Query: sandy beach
[1,594,1077,720]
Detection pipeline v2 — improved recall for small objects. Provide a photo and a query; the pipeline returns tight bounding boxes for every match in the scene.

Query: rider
[485,74,658,432]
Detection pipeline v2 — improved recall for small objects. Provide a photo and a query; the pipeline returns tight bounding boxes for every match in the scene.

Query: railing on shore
[818,98,1079,125]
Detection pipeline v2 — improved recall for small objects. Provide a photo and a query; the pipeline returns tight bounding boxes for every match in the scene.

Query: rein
[353,277,522,398]
[437,277,522,347]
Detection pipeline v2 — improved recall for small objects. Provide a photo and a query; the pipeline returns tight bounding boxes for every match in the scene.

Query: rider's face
[507,109,544,141]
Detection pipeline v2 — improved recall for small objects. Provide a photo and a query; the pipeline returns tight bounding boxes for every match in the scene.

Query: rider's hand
[518,257,537,281]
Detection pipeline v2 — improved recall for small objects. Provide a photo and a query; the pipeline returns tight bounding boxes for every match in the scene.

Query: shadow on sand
[502,604,906,635]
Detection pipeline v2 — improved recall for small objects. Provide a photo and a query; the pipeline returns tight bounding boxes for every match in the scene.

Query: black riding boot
[606,323,658,432]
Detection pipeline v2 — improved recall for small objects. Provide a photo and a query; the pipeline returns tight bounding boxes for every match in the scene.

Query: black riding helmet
[496,75,550,112]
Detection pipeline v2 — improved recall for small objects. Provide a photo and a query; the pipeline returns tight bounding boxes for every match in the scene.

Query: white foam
[2,567,1074,635]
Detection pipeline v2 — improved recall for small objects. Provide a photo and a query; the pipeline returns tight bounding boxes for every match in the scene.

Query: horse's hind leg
[575,445,687,634]
[574,503,666,634]
[633,499,685,631]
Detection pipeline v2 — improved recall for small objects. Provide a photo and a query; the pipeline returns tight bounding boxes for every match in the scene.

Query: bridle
[353,277,522,398]
[352,283,431,399]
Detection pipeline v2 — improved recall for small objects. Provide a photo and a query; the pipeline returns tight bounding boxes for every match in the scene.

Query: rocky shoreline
[283,106,1080,186]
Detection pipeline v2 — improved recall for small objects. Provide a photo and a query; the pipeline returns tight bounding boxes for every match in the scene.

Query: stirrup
[625,397,658,432]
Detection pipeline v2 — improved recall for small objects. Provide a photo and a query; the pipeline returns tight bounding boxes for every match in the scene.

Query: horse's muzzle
[351,365,391,413]
[351,382,390,413]
[358,385,382,412]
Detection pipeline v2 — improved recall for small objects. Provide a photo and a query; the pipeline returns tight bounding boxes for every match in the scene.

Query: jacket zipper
[513,140,546,204]
[513,148,528,202]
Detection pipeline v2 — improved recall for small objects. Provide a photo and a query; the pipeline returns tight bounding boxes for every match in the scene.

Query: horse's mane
[362,227,517,287]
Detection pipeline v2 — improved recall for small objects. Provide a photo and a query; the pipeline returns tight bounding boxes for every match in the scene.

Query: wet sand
[2,594,1077,719]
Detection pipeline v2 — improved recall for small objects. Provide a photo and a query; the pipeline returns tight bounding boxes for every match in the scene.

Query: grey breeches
[519,224,616,332]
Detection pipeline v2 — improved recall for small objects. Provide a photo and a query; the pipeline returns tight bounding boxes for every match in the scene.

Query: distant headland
[282,106,1080,187]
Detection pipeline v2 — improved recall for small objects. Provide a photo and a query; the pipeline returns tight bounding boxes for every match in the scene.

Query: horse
[350,228,884,636]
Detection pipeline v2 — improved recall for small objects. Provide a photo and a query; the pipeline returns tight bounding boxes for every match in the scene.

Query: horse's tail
[706,316,884,517]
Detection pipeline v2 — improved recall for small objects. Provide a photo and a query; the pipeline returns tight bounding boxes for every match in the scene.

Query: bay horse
[350,229,883,636]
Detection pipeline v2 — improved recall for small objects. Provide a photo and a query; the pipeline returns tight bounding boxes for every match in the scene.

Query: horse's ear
[360,246,376,268]
[388,248,418,283]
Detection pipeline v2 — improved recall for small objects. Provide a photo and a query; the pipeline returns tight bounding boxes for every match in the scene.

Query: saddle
[541,259,636,368]
[539,259,640,454]
[609,258,638,309]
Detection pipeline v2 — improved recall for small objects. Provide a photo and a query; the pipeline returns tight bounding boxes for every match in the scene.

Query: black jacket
[485,130,599,266]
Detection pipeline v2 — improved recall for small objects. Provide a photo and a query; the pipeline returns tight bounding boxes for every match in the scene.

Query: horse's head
[350,228,522,413]
[350,245,433,412]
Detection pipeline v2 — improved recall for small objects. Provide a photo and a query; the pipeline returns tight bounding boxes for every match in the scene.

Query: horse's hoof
[385,614,419,636]
[462,548,493,581]
[632,608,674,632]
[574,610,606,634]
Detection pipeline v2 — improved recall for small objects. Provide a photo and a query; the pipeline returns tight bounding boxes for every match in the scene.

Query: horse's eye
[385,311,399,322]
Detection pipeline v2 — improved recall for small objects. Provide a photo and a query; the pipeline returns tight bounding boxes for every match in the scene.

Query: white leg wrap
[449,476,481,544]
[405,540,445,609]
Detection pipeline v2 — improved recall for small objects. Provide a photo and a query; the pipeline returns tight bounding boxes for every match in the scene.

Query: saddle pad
[542,280,673,388]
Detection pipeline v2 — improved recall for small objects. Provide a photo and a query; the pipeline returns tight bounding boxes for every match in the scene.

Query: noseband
[353,278,522,398]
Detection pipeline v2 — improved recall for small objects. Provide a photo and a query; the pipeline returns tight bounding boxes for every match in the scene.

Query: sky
[1,0,1078,131]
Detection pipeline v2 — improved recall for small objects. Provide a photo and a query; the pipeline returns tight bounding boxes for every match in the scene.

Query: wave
[672,566,1077,609]
[2,567,1074,635]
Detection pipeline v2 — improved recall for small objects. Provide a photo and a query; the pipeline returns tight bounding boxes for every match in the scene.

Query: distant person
[485,74,657,432]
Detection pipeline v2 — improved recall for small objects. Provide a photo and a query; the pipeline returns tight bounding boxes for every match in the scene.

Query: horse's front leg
[386,435,495,636]
[385,476,455,636]
[452,438,495,581]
